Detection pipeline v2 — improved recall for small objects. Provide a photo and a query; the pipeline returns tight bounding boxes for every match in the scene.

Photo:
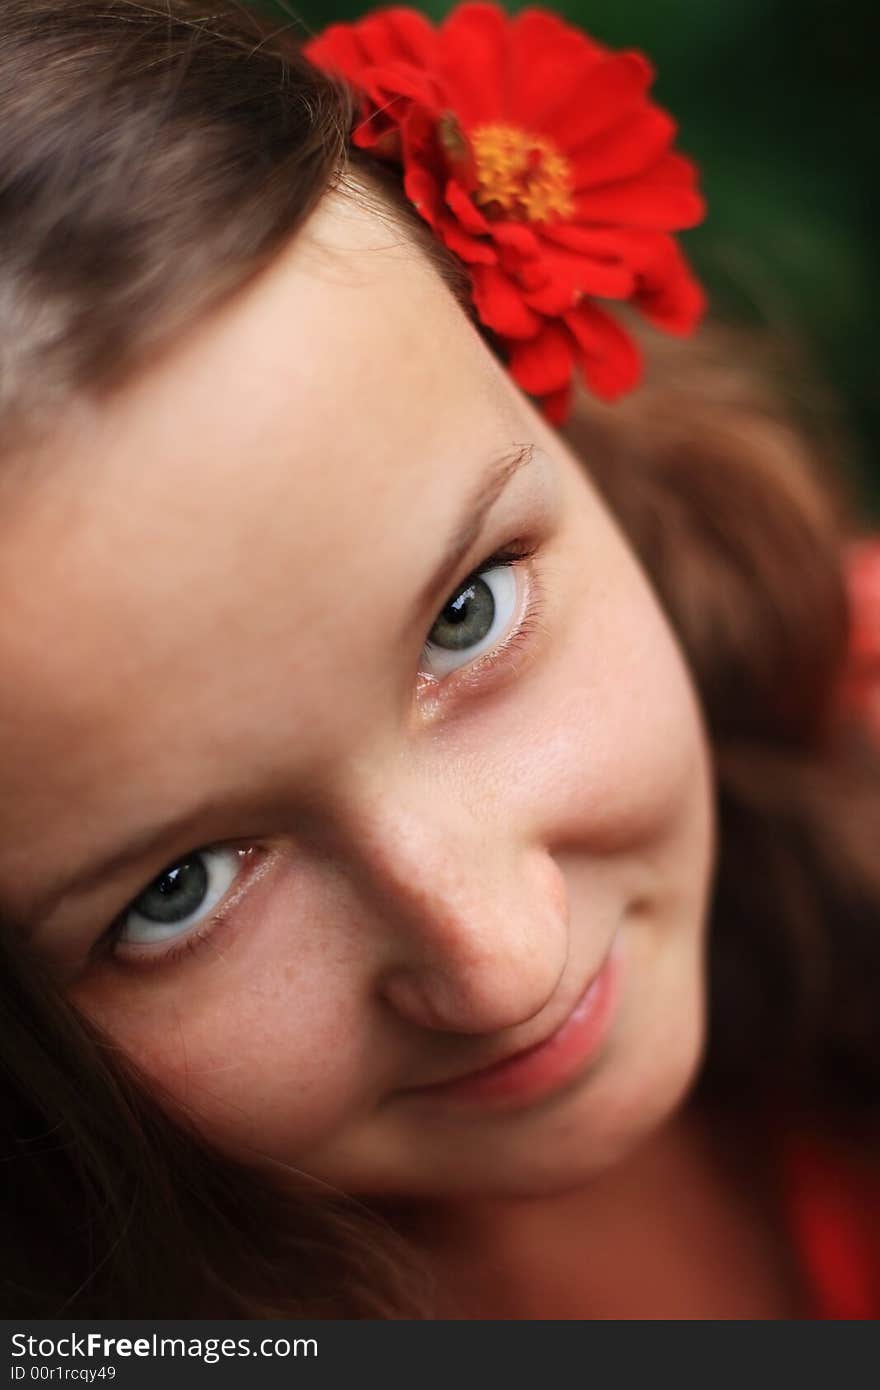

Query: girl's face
[0,191,715,1199]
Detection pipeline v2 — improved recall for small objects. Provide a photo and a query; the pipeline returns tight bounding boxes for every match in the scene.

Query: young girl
[2,0,879,1320]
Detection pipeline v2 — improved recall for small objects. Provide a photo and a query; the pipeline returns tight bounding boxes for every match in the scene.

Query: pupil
[431,576,495,652]
[133,857,209,924]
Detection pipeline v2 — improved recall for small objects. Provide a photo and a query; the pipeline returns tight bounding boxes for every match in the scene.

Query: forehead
[0,189,538,916]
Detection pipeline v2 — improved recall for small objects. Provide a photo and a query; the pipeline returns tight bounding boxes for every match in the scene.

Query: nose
[344,787,570,1035]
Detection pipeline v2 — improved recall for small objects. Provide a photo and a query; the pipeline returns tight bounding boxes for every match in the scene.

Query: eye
[116,847,244,946]
[421,546,534,679]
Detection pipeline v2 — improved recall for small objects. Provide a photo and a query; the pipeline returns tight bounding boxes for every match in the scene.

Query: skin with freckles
[0,188,716,1229]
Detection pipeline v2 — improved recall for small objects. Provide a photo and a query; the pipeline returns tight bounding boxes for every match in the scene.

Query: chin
[506,1044,706,1201]
[400,977,710,1203]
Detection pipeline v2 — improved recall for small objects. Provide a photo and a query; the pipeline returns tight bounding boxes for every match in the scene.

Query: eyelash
[96,846,266,973]
[419,539,545,688]
[100,538,547,973]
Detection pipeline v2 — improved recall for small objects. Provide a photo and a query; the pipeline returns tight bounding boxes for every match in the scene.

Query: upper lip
[407,948,610,1092]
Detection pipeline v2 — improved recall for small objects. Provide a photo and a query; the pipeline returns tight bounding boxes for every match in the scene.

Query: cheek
[67,904,380,1163]
[515,510,714,871]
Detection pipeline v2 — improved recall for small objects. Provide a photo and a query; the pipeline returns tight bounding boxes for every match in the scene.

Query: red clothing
[777,1125,880,1319]
[840,538,880,743]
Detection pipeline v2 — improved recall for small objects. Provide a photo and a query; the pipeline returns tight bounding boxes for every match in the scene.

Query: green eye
[429,574,497,651]
[423,560,518,676]
[118,848,242,945]
[130,857,209,925]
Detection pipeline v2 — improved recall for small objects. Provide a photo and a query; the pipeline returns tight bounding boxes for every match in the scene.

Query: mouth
[403,931,623,1111]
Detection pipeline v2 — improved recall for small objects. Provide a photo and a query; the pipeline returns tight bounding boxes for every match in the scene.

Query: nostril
[364,834,571,1034]
[381,969,451,1031]
[380,941,567,1036]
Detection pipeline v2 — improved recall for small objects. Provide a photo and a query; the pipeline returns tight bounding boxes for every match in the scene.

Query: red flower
[304,2,706,423]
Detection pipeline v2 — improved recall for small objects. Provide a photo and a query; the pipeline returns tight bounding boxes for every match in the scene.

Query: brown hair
[1,0,878,1318]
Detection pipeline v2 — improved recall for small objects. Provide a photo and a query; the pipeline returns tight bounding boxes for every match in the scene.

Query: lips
[404,933,622,1109]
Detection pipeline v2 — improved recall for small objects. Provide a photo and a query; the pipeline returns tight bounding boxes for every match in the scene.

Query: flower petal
[355,10,432,66]
[444,177,493,235]
[563,303,642,400]
[403,163,443,226]
[508,323,576,395]
[559,52,654,149]
[438,217,497,264]
[491,221,542,259]
[653,151,701,187]
[399,102,441,161]
[573,174,705,231]
[303,25,371,81]
[570,106,677,190]
[305,20,442,121]
[539,223,634,256]
[471,264,543,338]
[532,240,634,302]
[538,381,575,426]
[437,2,511,125]
[376,7,437,65]
[633,237,707,333]
[507,9,605,128]
[366,64,441,107]
[520,276,579,317]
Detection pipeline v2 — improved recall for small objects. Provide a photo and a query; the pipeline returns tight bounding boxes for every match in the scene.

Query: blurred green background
[260,0,878,515]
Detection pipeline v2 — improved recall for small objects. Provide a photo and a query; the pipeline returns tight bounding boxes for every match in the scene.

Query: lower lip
[407,937,622,1111]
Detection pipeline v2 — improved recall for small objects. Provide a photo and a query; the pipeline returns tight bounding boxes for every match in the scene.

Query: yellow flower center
[470,123,574,224]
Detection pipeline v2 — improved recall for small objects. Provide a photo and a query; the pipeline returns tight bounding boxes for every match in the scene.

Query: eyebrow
[22,804,214,935]
[413,441,536,619]
[22,441,538,932]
